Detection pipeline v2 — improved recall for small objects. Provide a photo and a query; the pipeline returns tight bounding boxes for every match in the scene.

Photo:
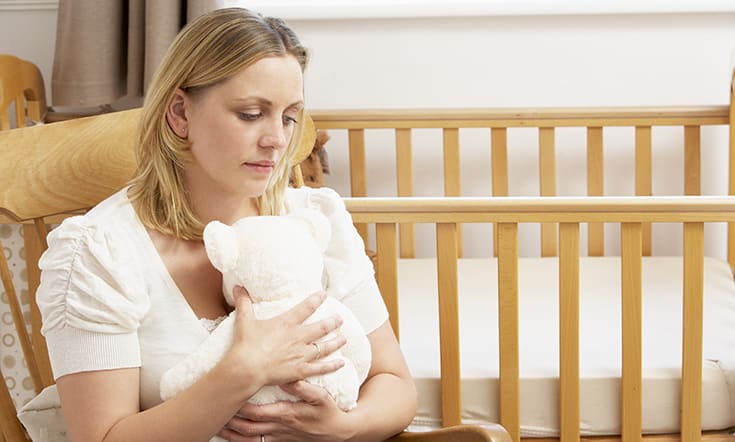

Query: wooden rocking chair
[0,55,508,442]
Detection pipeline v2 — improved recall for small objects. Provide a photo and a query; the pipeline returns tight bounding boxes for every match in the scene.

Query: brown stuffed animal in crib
[292,129,331,188]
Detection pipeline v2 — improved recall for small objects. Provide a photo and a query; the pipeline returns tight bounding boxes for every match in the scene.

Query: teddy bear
[159,208,372,414]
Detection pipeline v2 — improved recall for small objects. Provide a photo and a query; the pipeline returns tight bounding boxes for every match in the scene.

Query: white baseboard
[0,0,58,11]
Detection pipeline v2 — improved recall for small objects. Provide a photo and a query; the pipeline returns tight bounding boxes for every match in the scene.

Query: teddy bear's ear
[289,208,331,252]
[203,221,239,272]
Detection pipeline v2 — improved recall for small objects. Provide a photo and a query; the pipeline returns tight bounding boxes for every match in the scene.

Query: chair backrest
[0,54,52,441]
[0,94,315,439]
[0,54,46,130]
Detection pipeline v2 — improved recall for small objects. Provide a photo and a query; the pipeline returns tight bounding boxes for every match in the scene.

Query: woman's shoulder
[49,186,136,238]
[41,186,141,274]
[82,186,136,224]
[38,185,151,346]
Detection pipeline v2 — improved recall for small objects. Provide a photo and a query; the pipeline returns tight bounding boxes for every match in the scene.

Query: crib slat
[349,129,369,245]
[497,223,520,442]
[587,127,604,256]
[376,223,400,339]
[443,128,463,258]
[443,128,461,198]
[621,223,643,441]
[635,126,653,256]
[539,127,557,256]
[684,126,701,196]
[681,222,704,442]
[559,223,580,442]
[492,128,509,197]
[492,128,508,258]
[395,128,416,258]
[436,223,462,427]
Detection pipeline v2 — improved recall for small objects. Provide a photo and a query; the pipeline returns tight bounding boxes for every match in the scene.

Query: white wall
[294,13,734,108]
[3,5,735,256]
[285,12,735,257]
[0,1,57,104]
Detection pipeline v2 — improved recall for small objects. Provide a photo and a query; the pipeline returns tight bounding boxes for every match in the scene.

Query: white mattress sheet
[397,256,735,436]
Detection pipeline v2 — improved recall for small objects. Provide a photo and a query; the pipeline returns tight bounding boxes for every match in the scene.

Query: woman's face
[180,55,304,200]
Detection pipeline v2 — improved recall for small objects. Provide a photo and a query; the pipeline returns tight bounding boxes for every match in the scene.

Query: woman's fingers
[280,380,331,405]
[280,291,327,325]
[304,357,346,378]
[233,286,255,317]
[229,287,348,384]
[309,335,347,361]
[302,314,344,347]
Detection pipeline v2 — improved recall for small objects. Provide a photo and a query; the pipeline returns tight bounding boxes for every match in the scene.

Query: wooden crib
[2,86,734,442]
[309,99,735,440]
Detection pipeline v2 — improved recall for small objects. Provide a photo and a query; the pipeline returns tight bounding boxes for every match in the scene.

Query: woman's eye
[239,112,262,121]
[283,115,298,126]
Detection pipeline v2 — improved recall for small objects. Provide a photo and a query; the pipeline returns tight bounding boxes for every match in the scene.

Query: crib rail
[345,195,735,442]
[313,106,732,269]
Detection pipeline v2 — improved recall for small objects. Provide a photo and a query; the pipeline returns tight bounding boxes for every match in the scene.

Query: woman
[37,8,417,441]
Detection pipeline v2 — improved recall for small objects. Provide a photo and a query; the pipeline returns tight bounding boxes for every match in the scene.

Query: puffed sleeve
[37,215,150,380]
[305,187,389,334]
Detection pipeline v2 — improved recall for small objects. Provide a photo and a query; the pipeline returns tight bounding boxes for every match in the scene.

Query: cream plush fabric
[159,209,372,412]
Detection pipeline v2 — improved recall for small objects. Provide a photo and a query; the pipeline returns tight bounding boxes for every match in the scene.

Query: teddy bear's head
[203,208,331,305]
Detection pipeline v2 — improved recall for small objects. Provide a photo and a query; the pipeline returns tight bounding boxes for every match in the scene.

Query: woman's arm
[57,360,259,442]
[57,289,345,442]
[222,320,417,442]
[339,320,418,441]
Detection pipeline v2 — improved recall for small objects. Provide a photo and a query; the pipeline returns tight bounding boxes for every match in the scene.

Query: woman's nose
[260,118,289,150]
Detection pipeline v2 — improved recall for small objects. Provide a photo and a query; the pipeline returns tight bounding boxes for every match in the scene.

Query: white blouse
[36,186,388,410]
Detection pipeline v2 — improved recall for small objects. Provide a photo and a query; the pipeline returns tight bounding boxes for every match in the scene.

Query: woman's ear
[166,88,189,138]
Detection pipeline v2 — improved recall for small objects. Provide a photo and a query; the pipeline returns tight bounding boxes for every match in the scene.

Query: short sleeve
[298,187,389,334]
[37,215,150,379]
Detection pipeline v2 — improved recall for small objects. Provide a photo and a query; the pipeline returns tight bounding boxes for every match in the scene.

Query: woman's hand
[222,286,347,391]
[217,380,355,442]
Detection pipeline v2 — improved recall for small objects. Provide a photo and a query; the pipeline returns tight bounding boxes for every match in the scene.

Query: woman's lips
[243,161,274,174]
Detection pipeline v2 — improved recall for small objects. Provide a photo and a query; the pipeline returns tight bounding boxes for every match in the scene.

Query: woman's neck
[187,187,260,225]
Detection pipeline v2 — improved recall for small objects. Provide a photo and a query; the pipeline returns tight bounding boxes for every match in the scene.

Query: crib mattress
[397,256,735,437]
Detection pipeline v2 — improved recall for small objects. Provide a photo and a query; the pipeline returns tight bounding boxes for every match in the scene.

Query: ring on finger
[312,342,321,359]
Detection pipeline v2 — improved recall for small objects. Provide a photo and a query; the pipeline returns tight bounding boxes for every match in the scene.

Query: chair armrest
[386,424,512,442]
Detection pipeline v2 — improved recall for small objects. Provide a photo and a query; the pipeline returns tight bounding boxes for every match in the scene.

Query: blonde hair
[128,7,309,240]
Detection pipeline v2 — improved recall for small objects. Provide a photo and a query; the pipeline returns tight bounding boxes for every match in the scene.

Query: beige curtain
[51,0,224,107]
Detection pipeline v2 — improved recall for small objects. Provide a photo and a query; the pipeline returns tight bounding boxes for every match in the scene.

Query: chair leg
[0,365,29,440]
